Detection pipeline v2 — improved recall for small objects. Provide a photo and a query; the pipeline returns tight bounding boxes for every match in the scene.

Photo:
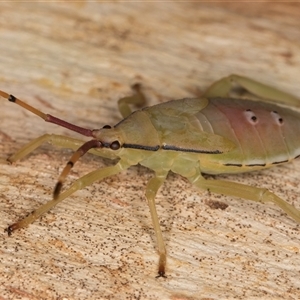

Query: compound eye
[110,140,120,150]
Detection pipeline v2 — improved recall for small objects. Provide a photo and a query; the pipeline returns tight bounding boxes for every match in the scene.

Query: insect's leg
[189,174,300,223]
[6,160,130,235]
[146,173,167,277]
[145,172,168,277]
[7,134,113,163]
[9,134,86,163]
[203,74,300,108]
[118,84,146,118]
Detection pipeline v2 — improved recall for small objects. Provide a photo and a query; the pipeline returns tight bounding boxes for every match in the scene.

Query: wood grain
[0,2,300,300]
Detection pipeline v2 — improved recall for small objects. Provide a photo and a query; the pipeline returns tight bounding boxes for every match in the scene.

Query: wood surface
[0,2,300,300]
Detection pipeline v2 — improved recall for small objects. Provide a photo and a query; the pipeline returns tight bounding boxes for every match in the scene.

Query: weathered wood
[0,2,300,299]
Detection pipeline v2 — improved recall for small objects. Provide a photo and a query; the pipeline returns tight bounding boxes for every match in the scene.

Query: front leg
[7,134,116,163]
[6,160,131,235]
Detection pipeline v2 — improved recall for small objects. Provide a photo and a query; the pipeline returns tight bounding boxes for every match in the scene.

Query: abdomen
[197,97,300,173]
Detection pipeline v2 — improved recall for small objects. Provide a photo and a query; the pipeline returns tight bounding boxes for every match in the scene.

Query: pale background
[0,2,300,300]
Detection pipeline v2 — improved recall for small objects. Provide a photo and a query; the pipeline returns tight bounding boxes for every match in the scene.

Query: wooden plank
[0,2,300,299]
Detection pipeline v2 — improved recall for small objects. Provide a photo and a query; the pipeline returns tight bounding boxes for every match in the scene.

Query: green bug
[1,75,300,277]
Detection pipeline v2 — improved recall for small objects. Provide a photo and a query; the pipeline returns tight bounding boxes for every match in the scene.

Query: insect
[1,74,300,277]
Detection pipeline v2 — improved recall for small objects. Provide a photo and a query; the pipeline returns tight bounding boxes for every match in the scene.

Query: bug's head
[53,125,126,200]
[92,125,124,151]
[93,109,161,152]
[53,110,159,200]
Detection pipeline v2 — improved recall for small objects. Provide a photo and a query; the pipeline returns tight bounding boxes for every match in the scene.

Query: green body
[95,95,300,178]
[3,75,300,277]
